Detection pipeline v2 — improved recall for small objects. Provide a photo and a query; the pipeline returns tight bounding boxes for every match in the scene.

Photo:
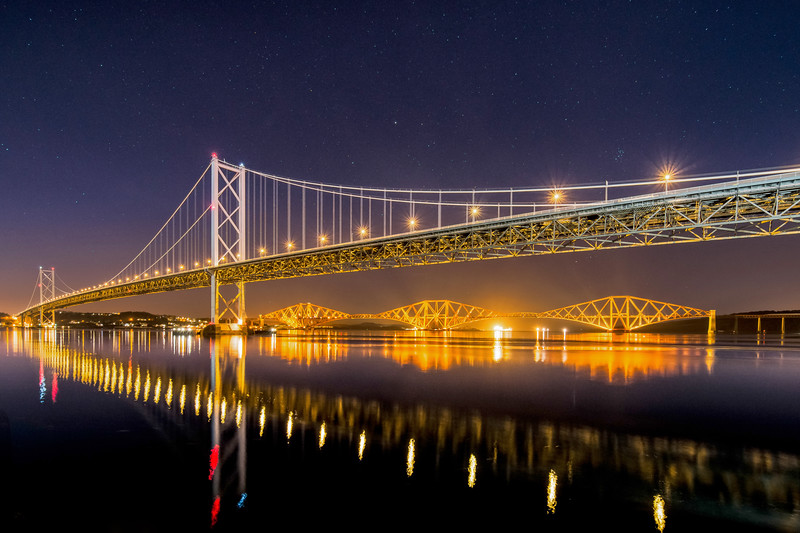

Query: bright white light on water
[468,454,477,488]
[259,406,266,437]
[319,422,327,449]
[654,494,667,532]
[547,470,557,514]
[358,430,366,460]
[407,438,415,476]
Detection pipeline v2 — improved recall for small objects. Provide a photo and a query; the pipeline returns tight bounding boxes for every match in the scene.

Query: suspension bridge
[19,155,800,331]
[259,296,716,332]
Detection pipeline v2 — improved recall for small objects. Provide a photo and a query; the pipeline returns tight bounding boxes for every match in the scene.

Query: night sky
[2,1,800,318]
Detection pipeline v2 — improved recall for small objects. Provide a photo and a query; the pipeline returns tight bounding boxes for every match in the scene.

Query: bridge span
[258,296,715,332]
[18,157,800,329]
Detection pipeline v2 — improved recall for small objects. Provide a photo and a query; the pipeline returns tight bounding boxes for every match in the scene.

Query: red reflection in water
[211,496,220,527]
[51,373,58,403]
[209,445,219,480]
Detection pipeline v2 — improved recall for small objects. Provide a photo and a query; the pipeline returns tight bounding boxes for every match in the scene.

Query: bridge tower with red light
[37,267,56,327]
[209,153,247,333]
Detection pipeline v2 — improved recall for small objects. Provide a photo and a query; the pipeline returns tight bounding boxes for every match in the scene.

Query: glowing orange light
[658,161,681,191]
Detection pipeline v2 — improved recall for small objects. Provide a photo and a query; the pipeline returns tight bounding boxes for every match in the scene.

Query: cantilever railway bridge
[259,296,715,332]
[19,156,800,330]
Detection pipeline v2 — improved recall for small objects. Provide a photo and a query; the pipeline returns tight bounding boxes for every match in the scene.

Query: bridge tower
[210,154,247,331]
[38,267,56,327]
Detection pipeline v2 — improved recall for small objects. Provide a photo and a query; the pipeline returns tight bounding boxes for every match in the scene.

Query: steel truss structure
[373,300,496,330]
[19,169,800,324]
[212,170,800,283]
[258,296,712,332]
[261,303,352,329]
[532,296,712,332]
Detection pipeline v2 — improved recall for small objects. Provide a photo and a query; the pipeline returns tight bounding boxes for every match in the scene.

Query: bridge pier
[732,313,796,335]
[205,275,247,336]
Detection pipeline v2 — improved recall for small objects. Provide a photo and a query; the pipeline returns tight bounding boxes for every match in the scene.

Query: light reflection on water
[2,327,800,530]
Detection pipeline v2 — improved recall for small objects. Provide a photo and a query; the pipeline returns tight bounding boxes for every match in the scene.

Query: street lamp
[658,162,679,192]
[663,173,671,192]
[469,206,481,221]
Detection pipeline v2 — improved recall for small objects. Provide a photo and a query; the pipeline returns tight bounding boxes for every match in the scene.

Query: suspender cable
[287,182,291,248]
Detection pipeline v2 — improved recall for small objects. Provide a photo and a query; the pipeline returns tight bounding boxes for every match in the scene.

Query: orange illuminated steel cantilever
[259,296,715,333]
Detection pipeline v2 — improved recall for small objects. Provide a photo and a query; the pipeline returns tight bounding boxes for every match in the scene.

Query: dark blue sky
[2,1,800,316]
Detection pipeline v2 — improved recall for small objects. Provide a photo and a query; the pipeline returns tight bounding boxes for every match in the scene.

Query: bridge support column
[206,153,248,336]
[209,275,246,335]
[38,267,56,328]
[707,309,716,335]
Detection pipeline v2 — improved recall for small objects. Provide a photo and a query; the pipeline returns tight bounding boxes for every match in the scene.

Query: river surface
[1,328,799,531]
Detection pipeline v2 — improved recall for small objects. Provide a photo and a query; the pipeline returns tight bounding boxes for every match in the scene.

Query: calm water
[1,328,799,531]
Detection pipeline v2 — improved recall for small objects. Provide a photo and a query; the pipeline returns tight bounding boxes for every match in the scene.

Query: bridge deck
[20,170,800,319]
